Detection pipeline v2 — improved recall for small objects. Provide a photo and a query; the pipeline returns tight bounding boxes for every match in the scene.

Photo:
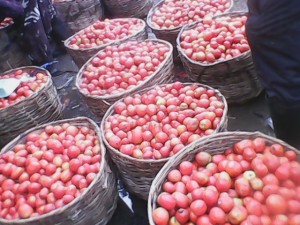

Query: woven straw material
[101,82,228,200]
[148,131,300,225]
[76,39,175,119]
[147,0,233,61]
[0,117,118,225]
[54,0,104,34]
[64,18,147,68]
[103,0,153,18]
[0,66,63,148]
[0,25,31,73]
[177,12,263,104]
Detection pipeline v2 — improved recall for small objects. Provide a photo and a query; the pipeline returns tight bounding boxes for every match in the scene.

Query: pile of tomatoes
[67,18,144,49]
[180,15,249,63]
[0,123,101,220]
[104,82,226,160]
[0,69,48,109]
[79,41,171,96]
[153,138,300,225]
[150,0,231,29]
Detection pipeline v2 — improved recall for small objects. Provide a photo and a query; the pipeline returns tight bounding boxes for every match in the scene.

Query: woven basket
[64,18,147,68]
[101,82,228,200]
[103,0,153,18]
[0,24,31,73]
[54,0,104,35]
[177,12,263,104]
[0,117,118,225]
[0,66,63,148]
[148,131,300,225]
[76,39,174,119]
[147,0,233,61]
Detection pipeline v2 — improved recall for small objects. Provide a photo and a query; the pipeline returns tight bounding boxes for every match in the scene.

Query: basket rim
[100,82,229,164]
[176,11,250,67]
[147,130,300,224]
[0,66,52,113]
[146,0,234,32]
[0,116,107,224]
[64,18,146,52]
[75,38,174,100]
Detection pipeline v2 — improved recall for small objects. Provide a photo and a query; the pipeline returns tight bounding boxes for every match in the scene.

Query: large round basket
[0,23,31,73]
[76,39,174,119]
[103,0,153,18]
[0,66,63,148]
[147,0,233,61]
[64,18,147,68]
[148,131,300,225]
[54,0,104,35]
[177,12,263,104]
[101,82,228,200]
[0,117,118,225]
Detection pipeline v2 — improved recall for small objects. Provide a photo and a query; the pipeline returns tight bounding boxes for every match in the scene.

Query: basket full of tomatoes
[0,67,63,148]
[0,117,118,225]
[101,82,228,200]
[148,131,300,225]
[75,39,174,119]
[64,18,147,68]
[147,0,233,60]
[177,12,263,104]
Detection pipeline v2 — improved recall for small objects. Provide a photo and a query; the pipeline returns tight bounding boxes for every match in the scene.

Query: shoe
[268,99,300,149]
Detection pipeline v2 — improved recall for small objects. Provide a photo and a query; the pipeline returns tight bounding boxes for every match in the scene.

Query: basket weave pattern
[0,67,63,148]
[64,18,147,68]
[54,0,104,34]
[0,117,118,225]
[177,12,263,104]
[76,39,175,119]
[103,0,153,18]
[101,82,228,200]
[148,131,300,225]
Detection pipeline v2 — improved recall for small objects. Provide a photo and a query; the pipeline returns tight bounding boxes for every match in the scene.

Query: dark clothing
[246,0,300,106]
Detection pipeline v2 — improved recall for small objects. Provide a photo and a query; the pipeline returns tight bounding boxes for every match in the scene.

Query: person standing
[246,0,300,147]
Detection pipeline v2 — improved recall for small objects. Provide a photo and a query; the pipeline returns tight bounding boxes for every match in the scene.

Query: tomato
[202,188,219,207]
[228,206,248,224]
[209,207,226,224]
[265,194,287,215]
[190,199,207,216]
[195,152,212,167]
[218,194,234,213]
[157,192,176,211]
[175,208,190,224]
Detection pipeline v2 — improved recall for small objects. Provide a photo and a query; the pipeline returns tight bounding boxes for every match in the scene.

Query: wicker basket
[0,24,31,73]
[0,66,63,148]
[147,0,233,61]
[0,117,118,225]
[103,0,153,18]
[64,18,147,68]
[101,82,228,200]
[54,0,104,35]
[76,39,174,119]
[148,131,300,225]
[177,12,263,104]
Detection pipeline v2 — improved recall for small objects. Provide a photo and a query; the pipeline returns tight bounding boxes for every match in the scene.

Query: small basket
[0,117,118,225]
[54,0,104,34]
[177,12,263,104]
[64,18,147,68]
[147,0,233,61]
[148,131,300,225]
[0,24,31,73]
[76,39,174,119]
[103,0,153,18]
[101,82,228,200]
[0,66,63,148]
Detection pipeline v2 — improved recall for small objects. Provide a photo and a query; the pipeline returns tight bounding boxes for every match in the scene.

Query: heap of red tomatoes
[79,41,171,96]
[153,138,300,225]
[150,0,231,29]
[67,18,144,49]
[0,69,48,109]
[0,123,101,220]
[104,82,226,160]
[180,15,249,63]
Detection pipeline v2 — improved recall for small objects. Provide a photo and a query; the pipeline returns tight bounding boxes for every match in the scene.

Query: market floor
[51,52,274,225]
